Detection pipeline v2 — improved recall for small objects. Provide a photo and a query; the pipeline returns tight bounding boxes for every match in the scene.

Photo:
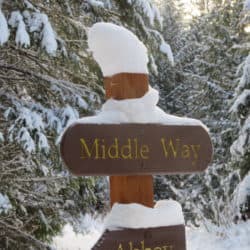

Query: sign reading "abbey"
[91,225,186,250]
[60,124,212,176]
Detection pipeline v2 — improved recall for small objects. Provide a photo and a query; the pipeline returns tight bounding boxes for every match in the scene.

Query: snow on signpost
[60,22,213,250]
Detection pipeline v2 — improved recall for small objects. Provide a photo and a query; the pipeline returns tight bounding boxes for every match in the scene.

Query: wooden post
[104,73,154,208]
[60,71,212,250]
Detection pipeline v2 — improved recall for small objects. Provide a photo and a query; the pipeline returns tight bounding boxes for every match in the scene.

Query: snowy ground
[187,222,250,250]
[52,217,250,250]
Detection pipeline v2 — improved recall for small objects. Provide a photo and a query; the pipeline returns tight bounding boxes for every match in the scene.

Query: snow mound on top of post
[105,200,184,230]
[73,22,208,130]
[88,22,148,76]
[77,86,207,129]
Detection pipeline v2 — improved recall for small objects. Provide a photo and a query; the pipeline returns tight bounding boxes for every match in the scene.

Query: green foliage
[1,0,249,247]
[155,0,250,226]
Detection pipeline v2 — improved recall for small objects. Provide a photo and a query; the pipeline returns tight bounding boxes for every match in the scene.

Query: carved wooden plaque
[91,225,186,250]
[60,124,213,176]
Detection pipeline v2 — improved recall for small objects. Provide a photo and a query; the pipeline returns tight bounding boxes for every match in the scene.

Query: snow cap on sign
[88,22,149,76]
[76,86,207,130]
[105,200,184,230]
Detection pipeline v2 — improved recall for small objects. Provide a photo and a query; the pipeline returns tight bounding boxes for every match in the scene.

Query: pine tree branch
[0,220,51,250]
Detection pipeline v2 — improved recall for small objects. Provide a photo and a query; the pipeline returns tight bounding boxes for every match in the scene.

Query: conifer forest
[0,0,250,249]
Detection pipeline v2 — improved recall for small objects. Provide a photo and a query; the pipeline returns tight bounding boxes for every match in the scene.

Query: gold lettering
[174,139,180,158]
[191,144,200,165]
[117,243,123,250]
[120,240,174,250]
[101,139,106,159]
[134,138,139,159]
[121,139,132,159]
[162,246,174,250]
[181,145,190,159]
[139,241,150,250]
[190,145,200,160]
[140,145,149,159]
[108,138,119,159]
[161,138,168,157]
[80,138,99,159]
[129,241,133,250]
[141,240,146,250]
[161,138,178,158]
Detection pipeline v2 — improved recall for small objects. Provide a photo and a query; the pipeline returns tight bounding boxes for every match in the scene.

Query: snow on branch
[15,127,36,153]
[149,29,174,65]
[230,116,250,158]
[232,43,250,50]
[0,193,12,214]
[0,5,9,45]
[0,131,4,143]
[237,173,250,206]
[230,89,250,113]
[236,55,250,92]
[0,3,59,55]
[87,0,105,8]
[24,0,38,11]
[9,11,30,48]
[160,40,174,66]
[0,62,101,153]
[127,0,162,28]
[4,94,83,153]
[25,11,58,55]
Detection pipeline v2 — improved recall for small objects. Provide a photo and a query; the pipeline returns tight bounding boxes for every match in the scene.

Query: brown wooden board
[91,224,186,250]
[61,124,212,176]
[60,124,213,176]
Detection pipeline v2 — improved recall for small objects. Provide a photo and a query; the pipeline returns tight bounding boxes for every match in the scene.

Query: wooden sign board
[92,225,186,250]
[60,124,213,176]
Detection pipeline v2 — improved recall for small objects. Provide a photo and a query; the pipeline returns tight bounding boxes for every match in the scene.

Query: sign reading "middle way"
[60,124,213,176]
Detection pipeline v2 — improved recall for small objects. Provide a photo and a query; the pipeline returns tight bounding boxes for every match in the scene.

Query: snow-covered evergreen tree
[1,0,249,248]
[0,0,172,248]
[155,0,249,225]
[230,1,250,209]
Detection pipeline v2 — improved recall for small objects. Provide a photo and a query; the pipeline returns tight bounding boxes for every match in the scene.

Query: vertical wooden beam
[109,175,154,207]
[104,73,154,208]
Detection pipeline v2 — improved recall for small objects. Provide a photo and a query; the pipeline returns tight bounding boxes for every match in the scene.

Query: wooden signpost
[60,72,213,250]
[105,73,154,207]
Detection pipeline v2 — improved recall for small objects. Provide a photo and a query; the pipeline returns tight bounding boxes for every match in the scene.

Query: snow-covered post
[104,73,154,208]
[60,22,213,250]
[87,23,155,208]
